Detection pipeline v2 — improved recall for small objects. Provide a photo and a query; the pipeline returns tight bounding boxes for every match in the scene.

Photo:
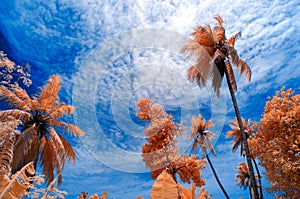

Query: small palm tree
[182,16,259,198]
[189,114,230,199]
[0,75,84,185]
[236,162,251,190]
[226,118,254,154]
[227,118,263,198]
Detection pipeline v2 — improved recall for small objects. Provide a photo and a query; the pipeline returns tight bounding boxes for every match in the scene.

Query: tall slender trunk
[223,63,260,199]
[249,186,253,199]
[205,154,230,199]
[252,158,264,199]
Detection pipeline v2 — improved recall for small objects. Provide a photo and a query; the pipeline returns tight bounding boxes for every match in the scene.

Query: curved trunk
[206,154,230,199]
[252,157,264,199]
[223,62,260,199]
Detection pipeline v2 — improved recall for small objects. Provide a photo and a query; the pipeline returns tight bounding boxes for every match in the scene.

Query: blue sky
[0,0,299,198]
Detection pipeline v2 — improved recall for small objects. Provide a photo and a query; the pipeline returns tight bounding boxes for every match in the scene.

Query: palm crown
[0,75,84,184]
[226,118,256,153]
[182,15,251,95]
[189,114,216,156]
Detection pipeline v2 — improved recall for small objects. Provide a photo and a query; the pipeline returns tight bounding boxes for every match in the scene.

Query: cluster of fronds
[226,118,257,154]
[0,161,36,199]
[0,51,31,87]
[189,114,216,156]
[0,75,84,186]
[182,15,251,95]
[248,88,300,198]
[137,98,206,187]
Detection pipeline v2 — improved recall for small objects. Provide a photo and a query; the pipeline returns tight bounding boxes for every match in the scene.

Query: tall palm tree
[182,16,259,198]
[227,118,264,199]
[0,75,84,185]
[189,114,230,199]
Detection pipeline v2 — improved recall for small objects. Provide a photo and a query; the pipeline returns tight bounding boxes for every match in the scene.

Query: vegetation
[182,15,259,198]
[0,14,299,199]
[249,88,300,198]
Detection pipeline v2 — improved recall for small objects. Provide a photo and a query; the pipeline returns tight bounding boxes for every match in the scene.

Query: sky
[0,0,299,198]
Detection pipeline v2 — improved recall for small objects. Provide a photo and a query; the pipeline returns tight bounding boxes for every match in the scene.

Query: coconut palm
[227,118,264,198]
[189,114,230,199]
[226,118,254,153]
[182,16,259,198]
[0,75,84,185]
[236,162,251,190]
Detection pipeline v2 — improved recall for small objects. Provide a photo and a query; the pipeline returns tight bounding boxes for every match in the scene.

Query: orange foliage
[180,184,212,199]
[0,75,84,185]
[249,88,300,198]
[226,118,257,153]
[137,98,206,187]
[182,16,251,96]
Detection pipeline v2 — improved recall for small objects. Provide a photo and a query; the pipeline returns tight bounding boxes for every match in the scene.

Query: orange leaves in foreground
[249,88,300,198]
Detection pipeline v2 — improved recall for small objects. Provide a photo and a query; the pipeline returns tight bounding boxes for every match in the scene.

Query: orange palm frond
[12,126,40,174]
[206,137,216,156]
[226,118,251,152]
[0,110,31,122]
[41,129,65,185]
[226,119,242,152]
[57,134,76,162]
[191,139,199,151]
[37,75,61,111]
[0,135,15,176]
[214,15,224,26]
[226,32,241,47]
[10,86,33,107]
[0,118,20,142]
[54,121,84,137]
[236,162,250,189]
[0,86,30,111]
[191,26,214,47]
[212,15,226,44]
[229,49,251,81]
[225,60,237,91]
[45,103,74,120]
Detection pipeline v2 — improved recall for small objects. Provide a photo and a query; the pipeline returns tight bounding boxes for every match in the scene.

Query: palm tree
[182,16,259,198]
[236,162,252,198]
[227,118,264,199]
[189,114,230,199]
[0,75,84,185]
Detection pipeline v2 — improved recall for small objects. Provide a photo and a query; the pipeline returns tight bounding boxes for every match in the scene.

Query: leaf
[37,75,61,111]
[0,162,35,199]
[0,86,30,111]
[191,26,214,47]
[0,135,15,176]
[0,110,31,122]
[214,15,224,26]
[229,49,251,81]
[150,170,179,199]
[227,32,241,47]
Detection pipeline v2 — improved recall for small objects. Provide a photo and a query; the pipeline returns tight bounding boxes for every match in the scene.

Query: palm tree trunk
[249,186,253,199]
[205,154,230,199]
[223,63,260,199]
[252,158,264,199]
